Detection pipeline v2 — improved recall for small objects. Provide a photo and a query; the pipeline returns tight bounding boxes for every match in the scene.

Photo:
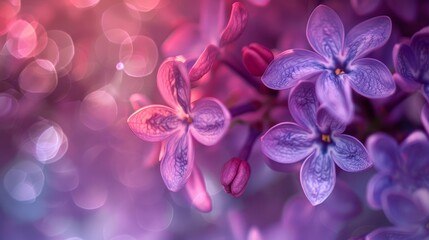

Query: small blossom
[393,26,429,99]
[128,58,231,191]
[261,81,371,205]
[366,131,429,209]
[262,4,395,123]
[221,157,251,197]
[366,188,429,240]
[242,43,274,77]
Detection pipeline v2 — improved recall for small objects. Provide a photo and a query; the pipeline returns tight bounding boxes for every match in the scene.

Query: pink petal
[127,105,182,142]
[185,165,212,212]
[219,2,248,47]
[188,44,219,82]
[157,59,191,113]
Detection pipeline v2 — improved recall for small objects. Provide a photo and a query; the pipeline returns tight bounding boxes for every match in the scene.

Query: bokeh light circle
[35,124,68,164]
[123,0,160,12]
[119,35,158,77]
[80,90,118,130]
[101,3,141,44]
[3,160,45,202]
[6,19,37,59]
[19,59,58,95]
[70,0,100,8]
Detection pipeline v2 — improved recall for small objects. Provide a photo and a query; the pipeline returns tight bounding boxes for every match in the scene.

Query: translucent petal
[185,165,212,212]
[421,104,429,135]
[261,123,315,164]
[306,5,344,59]
[400,131,429,174]
[316,107,346,134]
[157,59,191,113]
[347,58,396,98]
[300,151,336,206]
[261,49,325,90]
[366,227,418,240]
[393,44,419,85]
[190,97,231,146]
[350,0,381,15]
[366,133,400,174]
[410,31,429,80]
[288,81,319,131]
[345,16,392,60]
[331,134,371,172]
[219,2,248,47]
[367,174,394,209]
[316,72,353,123]
[160,132,194,192]
[188,44,219,82]
[381,190,427,226]
[127,105,181,142]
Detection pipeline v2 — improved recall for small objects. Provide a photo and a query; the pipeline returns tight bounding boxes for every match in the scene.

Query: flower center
[321,134,331,143]
[186,116,193,124]
[334,68,345,76]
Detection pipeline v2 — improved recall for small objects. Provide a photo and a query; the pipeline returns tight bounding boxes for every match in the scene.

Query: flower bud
[242,43,274,77]
[221,157,251,197]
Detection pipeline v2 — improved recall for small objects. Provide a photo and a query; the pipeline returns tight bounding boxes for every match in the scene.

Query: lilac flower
[393,26,429,99]
[162,0,248,81]
[127,58,231,191]
[366,131,429,209]
[260,81,371,205]
[262,4,395,123]
[366,188,429,240]
[221,157,251,197]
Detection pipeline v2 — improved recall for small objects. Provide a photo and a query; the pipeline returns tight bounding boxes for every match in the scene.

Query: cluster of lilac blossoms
[124,1,429,239]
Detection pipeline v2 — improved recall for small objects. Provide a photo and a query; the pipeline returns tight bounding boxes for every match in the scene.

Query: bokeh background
[1,0,429,239]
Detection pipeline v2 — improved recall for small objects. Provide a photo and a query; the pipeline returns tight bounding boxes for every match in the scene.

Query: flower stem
[239,124,262,161]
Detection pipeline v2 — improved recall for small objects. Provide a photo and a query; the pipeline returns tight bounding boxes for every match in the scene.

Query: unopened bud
[221,157,251,197]
[242,43,274,77]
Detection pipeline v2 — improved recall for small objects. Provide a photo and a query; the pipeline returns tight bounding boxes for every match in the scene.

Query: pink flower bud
[221,157,251,197]
[242,43,274,77]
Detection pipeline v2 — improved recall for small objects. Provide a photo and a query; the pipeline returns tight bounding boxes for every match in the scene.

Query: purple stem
[239,124,262,161]
[229,100,262,118]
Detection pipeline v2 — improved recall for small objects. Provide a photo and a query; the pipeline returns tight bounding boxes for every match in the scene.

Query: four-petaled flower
[393,26,429,99]
[262,4,395,123]
[260,81,371,205]
[127,58,231,191]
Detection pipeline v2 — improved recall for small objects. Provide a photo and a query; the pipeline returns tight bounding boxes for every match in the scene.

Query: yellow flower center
[334,68,345,75]
[321,134,331,143]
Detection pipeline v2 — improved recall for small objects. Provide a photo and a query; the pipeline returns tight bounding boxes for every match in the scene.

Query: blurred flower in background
[0,0,429,240]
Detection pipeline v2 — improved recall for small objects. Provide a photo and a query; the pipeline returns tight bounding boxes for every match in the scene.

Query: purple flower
[262,4,395,123]
[393,26,429,99]
[260,81,371,205]
[127,58,231,191]
[366,131,429,209]
[366,188,429,240]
